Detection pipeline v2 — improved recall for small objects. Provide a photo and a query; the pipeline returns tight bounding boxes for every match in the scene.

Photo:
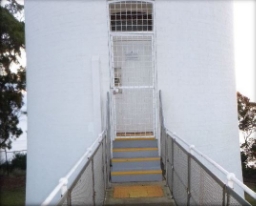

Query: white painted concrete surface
[156,0,242,184]
[25,0,109,204]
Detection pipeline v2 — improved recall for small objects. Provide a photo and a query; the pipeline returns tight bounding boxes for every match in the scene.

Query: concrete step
[112,148,158,158]
[113,137,157,148]
[104,181,176,206]
[112,157,160,171]
[111,170,162,183]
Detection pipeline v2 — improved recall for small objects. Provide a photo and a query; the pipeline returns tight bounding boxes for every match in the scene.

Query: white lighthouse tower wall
[156,1,242,182]
[25,0,244,203]
[25,0,109,204]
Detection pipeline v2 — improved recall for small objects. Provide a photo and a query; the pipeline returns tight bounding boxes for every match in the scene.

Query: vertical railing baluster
[227,191,230,206]
[105,135,107,190]
[187,153,191,206]
[171,137,174,194]
[165,131,168,186]
[187,145,194,206]
[102,139,106,192]
[222,185,226,206]
[91,159,96,206]
[67,189,71,206]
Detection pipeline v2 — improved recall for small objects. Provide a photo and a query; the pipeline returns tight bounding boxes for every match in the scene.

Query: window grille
[109,1,153,32]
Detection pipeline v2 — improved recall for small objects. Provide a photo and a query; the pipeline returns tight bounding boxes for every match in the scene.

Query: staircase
[111,136,162,182]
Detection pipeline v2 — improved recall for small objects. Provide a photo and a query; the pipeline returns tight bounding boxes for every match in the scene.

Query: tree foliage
[4,0,24,18]
[237,92,256,168]
[11,153,26,170]
[0,152,26,173]
[0,2,25,150]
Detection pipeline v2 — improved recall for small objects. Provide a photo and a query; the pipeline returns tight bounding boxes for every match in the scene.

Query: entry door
[111,35,155,138]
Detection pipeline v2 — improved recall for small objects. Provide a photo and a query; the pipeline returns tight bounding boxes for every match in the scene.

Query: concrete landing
[104,181,176,206]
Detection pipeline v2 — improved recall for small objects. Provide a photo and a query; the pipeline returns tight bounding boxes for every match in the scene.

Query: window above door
[109,1,153,32]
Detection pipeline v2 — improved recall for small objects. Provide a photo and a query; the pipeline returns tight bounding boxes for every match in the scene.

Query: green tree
[237,92,256,168]
[11,153,26,170]
[0,3,25,150]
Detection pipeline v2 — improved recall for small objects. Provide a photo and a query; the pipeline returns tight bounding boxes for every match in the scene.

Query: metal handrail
[159,90,256,204]
[41,132,106,206]
[167,129,256,199]
[42,93,111,206]
[166,129,230,177]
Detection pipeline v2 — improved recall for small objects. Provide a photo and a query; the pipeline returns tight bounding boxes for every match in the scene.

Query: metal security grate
[110,35,155,138]
[109,1,156,139]
[112,36,154,87]
[114,88,154,135]
[109,1,153,32]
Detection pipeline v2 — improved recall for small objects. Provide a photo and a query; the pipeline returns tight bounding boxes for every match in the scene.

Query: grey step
[112,157,160,171]
[111,172,162,183]
[112,148,158,158]
[113,138,157,148]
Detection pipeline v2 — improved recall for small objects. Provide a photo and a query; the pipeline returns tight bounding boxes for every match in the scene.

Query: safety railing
[159,91,256,206]
[42,93,111,206]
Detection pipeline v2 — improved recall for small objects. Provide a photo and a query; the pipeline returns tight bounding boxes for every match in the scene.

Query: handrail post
[226,173,235,206]
[59,178,68,197]
[227,173,235,189]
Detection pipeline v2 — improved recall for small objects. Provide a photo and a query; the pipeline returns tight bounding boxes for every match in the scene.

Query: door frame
[107,0,158,141]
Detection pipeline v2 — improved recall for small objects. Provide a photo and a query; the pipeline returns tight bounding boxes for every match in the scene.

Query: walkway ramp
[104,181,175,206]
[111,137,162,182]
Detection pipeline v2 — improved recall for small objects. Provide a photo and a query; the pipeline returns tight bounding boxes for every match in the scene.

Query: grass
[245,182,256,206]
[0,187,25,206]
[0,171,26,206]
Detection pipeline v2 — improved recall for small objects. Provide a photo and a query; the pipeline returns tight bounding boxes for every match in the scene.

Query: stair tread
[111,170,162,176]
[115,137,155,141]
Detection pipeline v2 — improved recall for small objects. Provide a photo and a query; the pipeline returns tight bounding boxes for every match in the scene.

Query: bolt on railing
[42,93,111,206]
[159,90,255,206]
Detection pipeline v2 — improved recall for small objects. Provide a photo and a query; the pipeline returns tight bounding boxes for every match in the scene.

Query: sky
[233,0,256,102]
[1,0,255,161]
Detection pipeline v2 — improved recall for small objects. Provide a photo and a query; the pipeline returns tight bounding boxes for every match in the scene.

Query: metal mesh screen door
[110,35,155,138]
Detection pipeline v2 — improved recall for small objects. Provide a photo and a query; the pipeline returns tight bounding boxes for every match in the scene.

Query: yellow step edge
[112,157,160,163]
[111,170,162,176]
[113,148,158,152]
[115,137,155,141]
